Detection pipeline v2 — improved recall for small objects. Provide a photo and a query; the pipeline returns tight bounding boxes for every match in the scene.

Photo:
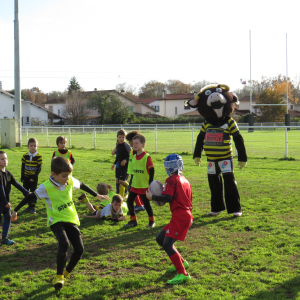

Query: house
[138,92,197,118]
[45,90,157,124]
[0,89,64,126]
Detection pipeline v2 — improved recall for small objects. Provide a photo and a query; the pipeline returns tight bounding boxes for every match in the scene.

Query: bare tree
[65,91,88,125]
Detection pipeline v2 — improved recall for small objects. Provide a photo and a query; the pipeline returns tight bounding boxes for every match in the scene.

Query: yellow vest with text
[131,153,149,188]
[43,177,79,227]
[55,150,72,162]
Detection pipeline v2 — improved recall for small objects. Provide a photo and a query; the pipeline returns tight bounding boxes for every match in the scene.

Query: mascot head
[188,84,239,122]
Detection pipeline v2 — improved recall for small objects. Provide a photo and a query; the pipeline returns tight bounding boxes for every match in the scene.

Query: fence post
[285,127,288,158]
[69,128,71,148]
[102,125,103,133]
[94,128,96,149]
[192,127,194,153]
[139,124,141,131]
[26,128,28,142]
[46,128,49,147]
[173,124,174,132]
[155,127,157,153]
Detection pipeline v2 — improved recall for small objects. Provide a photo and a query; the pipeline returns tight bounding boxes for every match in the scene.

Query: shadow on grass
[244,276,300,300]
[15,284,55,300]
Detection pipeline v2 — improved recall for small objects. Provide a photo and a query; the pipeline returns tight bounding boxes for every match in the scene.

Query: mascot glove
[194,157,201,166]
[237,161,247,169]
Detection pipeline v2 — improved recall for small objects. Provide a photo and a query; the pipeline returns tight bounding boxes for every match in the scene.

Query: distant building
[0,89,64,126]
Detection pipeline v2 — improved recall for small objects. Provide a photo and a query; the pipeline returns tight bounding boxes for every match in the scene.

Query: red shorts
[164,210,193,242]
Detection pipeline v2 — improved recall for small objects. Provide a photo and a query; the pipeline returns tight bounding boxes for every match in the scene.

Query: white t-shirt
[100,203,123,220]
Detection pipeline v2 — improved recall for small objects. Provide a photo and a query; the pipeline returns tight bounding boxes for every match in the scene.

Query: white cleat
[208,211,223,216]
[233,212,242,217]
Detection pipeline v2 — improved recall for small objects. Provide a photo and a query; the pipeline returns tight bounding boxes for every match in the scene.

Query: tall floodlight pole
[249,30,253,132]
[285,33,290,158]
[14,0,22,146]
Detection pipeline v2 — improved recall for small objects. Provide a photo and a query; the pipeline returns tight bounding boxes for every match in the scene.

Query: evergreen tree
[67,76,82,94]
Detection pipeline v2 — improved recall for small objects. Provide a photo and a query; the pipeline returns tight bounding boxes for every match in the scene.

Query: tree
[165,80,191,94]
[6,89,29,100]
[139,80,166,98]
[65,91,87,125]
[190,80,212,93]
[254,88,286,122]
[68,76,82,95]
[30,87,47,104]
[115,83,138,100]
[87,92,132,124]
[46,90,67,101]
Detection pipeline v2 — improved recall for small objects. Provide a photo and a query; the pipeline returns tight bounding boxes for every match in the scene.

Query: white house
[138,93,197,118]
[0,89,64,126]
[44,98,66,117]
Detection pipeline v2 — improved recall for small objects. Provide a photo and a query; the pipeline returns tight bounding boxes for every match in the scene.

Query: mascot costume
[188,84,247,217]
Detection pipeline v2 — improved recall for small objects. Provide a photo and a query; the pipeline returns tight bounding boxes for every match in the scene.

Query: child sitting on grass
[82,194,126,221]
[11,156,109,290]
[79,182,128,214]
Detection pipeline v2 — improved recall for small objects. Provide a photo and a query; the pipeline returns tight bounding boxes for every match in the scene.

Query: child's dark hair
[112,194,123,204]
[96,183,108,195]
[126,131,140,142]
[132,134,146,144]
[28,138,38,146]
[51,157,73,174]
[117,129,127,137]
[0,151,6,155]
[56,136,67,146]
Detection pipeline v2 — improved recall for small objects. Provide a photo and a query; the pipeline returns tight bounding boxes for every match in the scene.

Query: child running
[52,136,75,165]
[146,154,193,284]
[0,151,29,245]
[21,138,43,214]
[123,134,155,228]
[82,194,126,221]
[11,156,109,290]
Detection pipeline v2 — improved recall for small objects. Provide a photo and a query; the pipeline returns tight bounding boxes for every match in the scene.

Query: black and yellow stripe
[21,153,43,177]
[202,118,239,160]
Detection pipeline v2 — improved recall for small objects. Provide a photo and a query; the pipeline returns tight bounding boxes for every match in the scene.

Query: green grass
[1,145,300,299]
[13,127,300,159]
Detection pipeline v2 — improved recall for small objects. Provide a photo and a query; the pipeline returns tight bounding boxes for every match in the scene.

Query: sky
[1,0,300,95]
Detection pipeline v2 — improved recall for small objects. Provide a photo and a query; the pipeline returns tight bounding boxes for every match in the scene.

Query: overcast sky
[1,0,300,94]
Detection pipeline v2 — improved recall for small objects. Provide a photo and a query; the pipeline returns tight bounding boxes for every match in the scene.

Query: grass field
[12,128,300,160]
[0,143,300,299]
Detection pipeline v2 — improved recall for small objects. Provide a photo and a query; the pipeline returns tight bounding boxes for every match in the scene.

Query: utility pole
[14,0,22,146]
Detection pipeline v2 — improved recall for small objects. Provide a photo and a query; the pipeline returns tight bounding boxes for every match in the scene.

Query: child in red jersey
[146,154,192,284]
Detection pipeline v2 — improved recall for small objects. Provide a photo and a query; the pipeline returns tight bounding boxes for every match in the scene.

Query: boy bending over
[12,157,109,290]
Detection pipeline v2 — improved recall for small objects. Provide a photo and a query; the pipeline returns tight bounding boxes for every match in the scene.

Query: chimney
[162,90,166,99]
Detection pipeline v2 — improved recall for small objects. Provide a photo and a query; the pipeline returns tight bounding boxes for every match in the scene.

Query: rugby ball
[148,180,165,206]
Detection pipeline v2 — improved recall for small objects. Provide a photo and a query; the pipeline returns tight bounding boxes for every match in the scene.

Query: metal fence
[0,124,299,159]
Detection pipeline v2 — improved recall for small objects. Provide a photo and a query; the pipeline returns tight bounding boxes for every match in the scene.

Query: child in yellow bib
[123,134,155,229]
[12,157,109,291]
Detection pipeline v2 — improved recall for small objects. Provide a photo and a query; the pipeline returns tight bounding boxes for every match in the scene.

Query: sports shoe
[30,207,36,214]
[208,211,223,216]
[123,220,138,228]
[135,205,145,212]
[22,206,32,213]
[52,275,65,290]
[1,238,15,246]
[168,260,189,272]
[167,273,191,284]
[148,221,156,228]
[64,269,70,279]
[233,212,242,217]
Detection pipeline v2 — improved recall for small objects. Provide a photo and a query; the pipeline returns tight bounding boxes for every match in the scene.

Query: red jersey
[162,174,193,213]
[130,151,154,195]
